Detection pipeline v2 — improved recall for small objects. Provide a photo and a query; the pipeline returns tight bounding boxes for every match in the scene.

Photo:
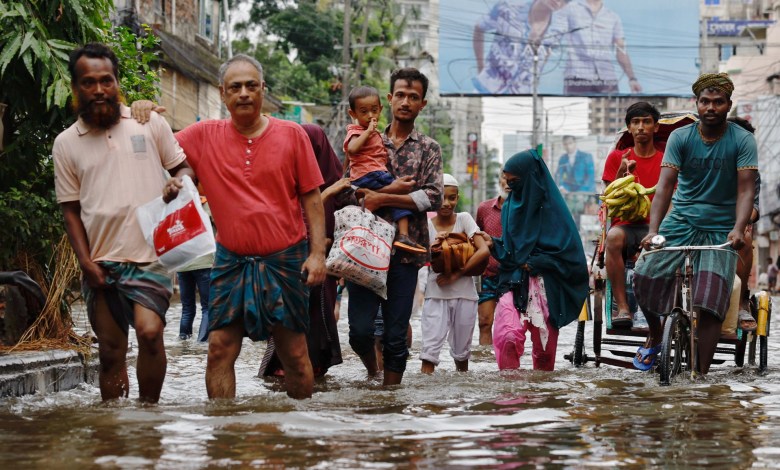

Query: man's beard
[78,96,121,129]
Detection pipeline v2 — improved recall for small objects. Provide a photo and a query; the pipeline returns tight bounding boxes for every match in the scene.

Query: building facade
[112,0,280,131]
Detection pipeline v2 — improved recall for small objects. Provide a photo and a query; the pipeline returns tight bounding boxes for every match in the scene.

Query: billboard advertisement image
[439,0,701,97]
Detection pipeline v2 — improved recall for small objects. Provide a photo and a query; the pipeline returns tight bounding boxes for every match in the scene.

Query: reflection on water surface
[0,301,778,468]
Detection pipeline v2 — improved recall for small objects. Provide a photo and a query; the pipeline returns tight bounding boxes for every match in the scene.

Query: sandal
[612,311,633,328]
[738,309,757,332]
[393,235,428,254]
[633,342,662,371]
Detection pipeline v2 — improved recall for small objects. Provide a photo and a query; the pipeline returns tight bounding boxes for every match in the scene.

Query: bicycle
[640,236,756,385]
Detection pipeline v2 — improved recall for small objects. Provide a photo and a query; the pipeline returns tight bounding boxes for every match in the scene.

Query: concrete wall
[0,350,99,398]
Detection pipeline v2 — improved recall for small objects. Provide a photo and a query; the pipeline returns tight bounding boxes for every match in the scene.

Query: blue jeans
[177,268,211,341]
[352,171,413,222]
[347,256,418,374]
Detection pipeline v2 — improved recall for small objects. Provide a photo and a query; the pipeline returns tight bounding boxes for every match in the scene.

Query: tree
[236,0,414,104]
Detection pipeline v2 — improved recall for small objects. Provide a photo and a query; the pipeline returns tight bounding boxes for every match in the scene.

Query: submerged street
[0,297,778,468]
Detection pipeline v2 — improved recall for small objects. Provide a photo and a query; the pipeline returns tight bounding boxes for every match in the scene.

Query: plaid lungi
[209,240,309,341]
[633,214,737,321]
[82,261,173,336]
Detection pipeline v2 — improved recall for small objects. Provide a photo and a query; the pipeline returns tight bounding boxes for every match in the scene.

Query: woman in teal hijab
[488,149,588,370]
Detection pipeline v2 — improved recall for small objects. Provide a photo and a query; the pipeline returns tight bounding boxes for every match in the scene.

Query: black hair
[390,68,429,98]
[348,86,380,110]
[624,101,660,126]
[727,116,755,134]
[562,135,576,142]
[68,43,119,81]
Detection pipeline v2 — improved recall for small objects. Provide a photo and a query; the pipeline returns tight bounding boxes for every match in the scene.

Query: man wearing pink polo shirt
[164,54,327,399]
[54,43,193,403]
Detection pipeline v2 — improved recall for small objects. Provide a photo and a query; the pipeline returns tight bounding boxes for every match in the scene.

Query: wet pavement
[0,296,778,468]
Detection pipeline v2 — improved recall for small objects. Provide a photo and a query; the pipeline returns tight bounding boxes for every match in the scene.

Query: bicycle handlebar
[640,241,734,258]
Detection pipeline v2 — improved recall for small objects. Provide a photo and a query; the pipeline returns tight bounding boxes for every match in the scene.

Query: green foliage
[111,25,162,104]
[232,37,330,104]
[237,0,415,105]
[0,1,161,269]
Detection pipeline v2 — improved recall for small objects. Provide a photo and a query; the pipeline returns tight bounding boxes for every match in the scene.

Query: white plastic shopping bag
[137,175,216,271]
[326,205,396,299]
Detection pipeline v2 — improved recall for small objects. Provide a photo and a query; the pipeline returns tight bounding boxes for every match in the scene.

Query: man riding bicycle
[601,102,663,328]
[633,73,758,373]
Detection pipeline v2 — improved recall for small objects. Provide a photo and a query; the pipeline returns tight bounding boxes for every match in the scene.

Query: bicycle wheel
[734,332,747,368]
[748,334,757,366]
[759,336,768,374]
[592,281,604,365]
[659,311,690,386]
[573,320,586,366]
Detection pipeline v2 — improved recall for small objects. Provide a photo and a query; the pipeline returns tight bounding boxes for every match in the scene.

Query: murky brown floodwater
[0,294,778,469]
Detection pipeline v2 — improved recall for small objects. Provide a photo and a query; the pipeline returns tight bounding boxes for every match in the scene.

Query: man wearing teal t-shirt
[632,73,758,374]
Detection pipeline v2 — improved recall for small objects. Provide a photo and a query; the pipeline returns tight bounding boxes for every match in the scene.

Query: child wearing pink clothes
[493,277,559,371]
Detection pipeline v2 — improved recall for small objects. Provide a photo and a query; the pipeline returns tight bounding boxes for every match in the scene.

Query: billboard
[439,0,701,97]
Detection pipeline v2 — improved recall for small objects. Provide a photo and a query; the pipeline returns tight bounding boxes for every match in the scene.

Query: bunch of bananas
[600,174,655,222]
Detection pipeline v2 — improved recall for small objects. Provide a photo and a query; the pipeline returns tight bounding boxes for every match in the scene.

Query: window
[154,0,166,16]
[721,44,734,61]
[200,0,213,40]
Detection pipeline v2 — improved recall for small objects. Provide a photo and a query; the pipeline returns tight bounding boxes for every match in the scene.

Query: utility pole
[341,0,352,105]
[531,48,542,150]
[222,0,232,58]
[355,0,371,82]
[327,0,353,150]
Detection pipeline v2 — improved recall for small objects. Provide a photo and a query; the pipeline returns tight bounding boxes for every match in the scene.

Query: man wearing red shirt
[601,102,662,327]
[162,55,327,400]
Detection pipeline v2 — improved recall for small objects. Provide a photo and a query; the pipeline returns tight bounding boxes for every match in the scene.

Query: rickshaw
[565,113,771,383]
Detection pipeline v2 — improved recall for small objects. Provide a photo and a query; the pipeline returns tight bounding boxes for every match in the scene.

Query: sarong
[633,213,737,321]
[209,241,309,341]
[82,261,173,336]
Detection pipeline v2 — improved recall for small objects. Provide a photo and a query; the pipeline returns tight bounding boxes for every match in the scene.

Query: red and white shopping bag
[137,175,215,271]
[326,205,396,299]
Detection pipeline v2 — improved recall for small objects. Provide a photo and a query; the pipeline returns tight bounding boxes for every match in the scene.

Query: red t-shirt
[601,148,663,226]
[476,196,503,277]
[176,117,323,256]
[343,124,388,180]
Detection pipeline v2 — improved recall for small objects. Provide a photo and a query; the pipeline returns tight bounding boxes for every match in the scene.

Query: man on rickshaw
[601,102,664,329]
[633,73,758,373]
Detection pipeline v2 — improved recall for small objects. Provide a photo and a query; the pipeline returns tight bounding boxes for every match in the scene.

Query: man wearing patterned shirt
[549,0,642,94]
[353,68,443,385]
[475,174,509,345]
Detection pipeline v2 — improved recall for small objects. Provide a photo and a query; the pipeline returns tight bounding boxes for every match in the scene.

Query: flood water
[1,294,779,469]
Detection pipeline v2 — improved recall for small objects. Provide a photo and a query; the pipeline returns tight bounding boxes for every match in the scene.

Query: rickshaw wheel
[592,288,603,366]
[734,333,747,367]
[573,320,586,366]
[759,336,768,375]
[748,336,757,366]
[659,310,689,386]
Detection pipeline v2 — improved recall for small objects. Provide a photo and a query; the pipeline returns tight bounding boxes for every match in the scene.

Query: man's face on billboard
[563,137,577,154]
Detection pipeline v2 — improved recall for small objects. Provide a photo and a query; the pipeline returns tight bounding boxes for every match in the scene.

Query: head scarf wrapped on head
[492,149,588,329]
[692,73,734,98]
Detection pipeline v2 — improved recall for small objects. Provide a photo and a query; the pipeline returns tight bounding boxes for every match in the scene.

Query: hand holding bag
[430,232,486,276]
[326,204,396,299]
[137,175,216,271]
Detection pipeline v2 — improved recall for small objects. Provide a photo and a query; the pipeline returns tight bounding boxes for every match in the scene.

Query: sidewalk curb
[0,349,100,397]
